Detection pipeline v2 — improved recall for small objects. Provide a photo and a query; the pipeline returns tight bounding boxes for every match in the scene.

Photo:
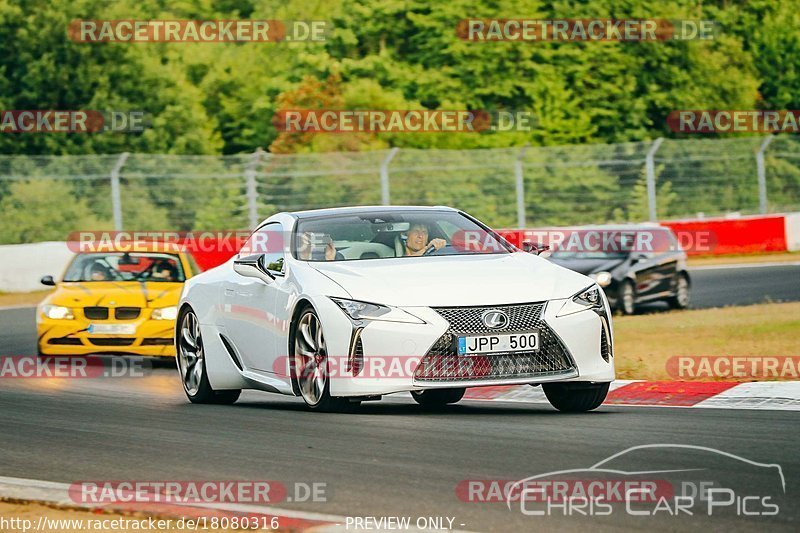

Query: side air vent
[219,334,244,371]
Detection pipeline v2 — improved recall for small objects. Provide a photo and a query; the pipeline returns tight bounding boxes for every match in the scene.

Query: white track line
[689,261,800,271]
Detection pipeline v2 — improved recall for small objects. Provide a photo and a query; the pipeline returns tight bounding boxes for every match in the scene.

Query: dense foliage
[0,0,798,240]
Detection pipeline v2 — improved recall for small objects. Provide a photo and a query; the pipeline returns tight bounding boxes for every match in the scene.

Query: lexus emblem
[481,309,509,329]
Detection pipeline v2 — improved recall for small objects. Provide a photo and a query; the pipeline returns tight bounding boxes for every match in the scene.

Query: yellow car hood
[47,281,183,309]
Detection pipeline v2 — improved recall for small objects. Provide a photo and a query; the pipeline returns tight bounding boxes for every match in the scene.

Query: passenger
[297,232,336,261]
[89,263,111,281]
[403,223,446,256]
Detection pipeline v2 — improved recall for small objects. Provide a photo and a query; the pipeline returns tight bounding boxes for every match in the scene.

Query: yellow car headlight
[42,305,74,320]
[151,306,178,320]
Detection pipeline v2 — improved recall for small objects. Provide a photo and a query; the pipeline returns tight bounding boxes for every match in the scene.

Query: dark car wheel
[667,274,690,310]
[620,280,636,315]
[411,388,466,407]
[177,308,240,404]
[543,382,609,412]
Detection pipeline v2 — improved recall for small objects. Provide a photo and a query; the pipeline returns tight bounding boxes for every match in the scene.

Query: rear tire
[543,382,609,412]
[619,281,636,315]
[411,388,466,407]
[177,308,240,405]
[667,274,690,310]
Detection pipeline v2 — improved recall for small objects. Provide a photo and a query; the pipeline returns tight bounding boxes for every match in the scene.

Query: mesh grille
[141,338,173,346]
[414,303,575,382]
[88,338,135,346]
[115,307,141,320]
[84,307,109,320]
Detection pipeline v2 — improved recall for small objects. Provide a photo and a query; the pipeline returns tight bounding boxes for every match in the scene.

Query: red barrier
[661,215,787,255]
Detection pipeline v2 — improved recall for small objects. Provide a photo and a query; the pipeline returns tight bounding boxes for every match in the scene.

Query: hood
[310,252,593,307]
[547,257,626,276]
[48,281,182,309]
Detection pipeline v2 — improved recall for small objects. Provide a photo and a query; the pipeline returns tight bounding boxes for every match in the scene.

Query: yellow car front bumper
[38,317,176,357]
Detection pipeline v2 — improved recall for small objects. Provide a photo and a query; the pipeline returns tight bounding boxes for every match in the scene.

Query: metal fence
[1,135,799,243]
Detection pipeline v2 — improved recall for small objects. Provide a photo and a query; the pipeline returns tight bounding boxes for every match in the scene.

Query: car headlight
[151,306,178,320]
[556,285,604,317]
[330,298,424,324]
[42,305,74,320]
[589,271,612,287]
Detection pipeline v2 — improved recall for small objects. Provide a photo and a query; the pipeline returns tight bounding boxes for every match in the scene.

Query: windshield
[63,252,186,282]
[294,210,512,261]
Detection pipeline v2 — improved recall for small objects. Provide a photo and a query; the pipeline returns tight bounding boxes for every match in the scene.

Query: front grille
[88,338,135,346]
[141,338,173,346]
[48,338,83,345]
[84,307,109,320]
[115,307,140,320]
[414,303,576,382]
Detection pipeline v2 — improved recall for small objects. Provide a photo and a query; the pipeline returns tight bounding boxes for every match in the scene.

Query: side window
[240,223,286,275]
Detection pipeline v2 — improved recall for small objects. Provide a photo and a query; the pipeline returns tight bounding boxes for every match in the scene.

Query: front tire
[619,280,636,315]
[293,307,353,412]
[177,308,240,405]
[543,382,609,412]
[411,388,465,407]
[667,274,690,310]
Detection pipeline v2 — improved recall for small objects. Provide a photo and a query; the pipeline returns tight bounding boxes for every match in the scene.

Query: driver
[151,260,178,281]
[403,223,446,256]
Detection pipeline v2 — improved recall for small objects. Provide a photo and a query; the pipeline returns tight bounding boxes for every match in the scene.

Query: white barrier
[785,212,800,252]
[0,242,74,293]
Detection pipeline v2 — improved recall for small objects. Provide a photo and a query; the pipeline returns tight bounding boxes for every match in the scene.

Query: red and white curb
[462,380,800,410]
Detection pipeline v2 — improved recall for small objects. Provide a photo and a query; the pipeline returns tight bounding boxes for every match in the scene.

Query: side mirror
[233,254,275,284]
[522,241,550,256]
[40,275,56,286]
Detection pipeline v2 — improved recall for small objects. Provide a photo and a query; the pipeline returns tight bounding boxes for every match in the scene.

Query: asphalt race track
[1,262,799,531]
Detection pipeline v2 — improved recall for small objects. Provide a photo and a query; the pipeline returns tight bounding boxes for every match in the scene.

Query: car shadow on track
[228,398,615,417]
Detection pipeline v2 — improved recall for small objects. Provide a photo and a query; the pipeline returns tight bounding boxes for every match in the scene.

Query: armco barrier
[0,213,797,293]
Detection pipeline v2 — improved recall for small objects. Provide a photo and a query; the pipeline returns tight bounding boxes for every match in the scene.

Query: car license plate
[457,330,539,355]
[88,324,136,335]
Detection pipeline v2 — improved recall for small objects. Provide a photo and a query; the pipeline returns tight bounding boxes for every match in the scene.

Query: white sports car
[176,206,614,412]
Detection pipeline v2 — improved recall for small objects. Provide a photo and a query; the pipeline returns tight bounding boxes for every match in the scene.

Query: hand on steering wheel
[422,238,447,256]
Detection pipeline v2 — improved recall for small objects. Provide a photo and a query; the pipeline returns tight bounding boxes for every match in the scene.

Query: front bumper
[325,300,615,397]
[37,316,176,357]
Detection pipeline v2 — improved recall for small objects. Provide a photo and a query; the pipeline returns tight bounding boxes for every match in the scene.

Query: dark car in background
[546,225,690,314]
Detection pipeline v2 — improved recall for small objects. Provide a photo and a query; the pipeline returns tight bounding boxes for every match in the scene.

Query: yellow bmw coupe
[36,244,202,357]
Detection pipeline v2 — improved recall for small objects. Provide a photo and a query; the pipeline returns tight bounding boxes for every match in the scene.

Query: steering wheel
[423,243,453,256]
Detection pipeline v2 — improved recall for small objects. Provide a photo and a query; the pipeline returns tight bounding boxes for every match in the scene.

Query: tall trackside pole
[380,147,399,205]
[246,148,264,230]
[645,137,664,222]
[756,135,775,214]
[515,144,530,228]
[110,152,129,231]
